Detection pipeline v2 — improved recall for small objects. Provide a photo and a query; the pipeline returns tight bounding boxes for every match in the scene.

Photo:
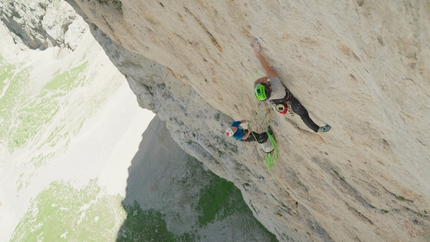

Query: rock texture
[65,0,430,241]
[0,0,86,50]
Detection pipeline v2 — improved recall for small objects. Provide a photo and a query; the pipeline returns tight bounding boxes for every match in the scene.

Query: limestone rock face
[0,0,86,50]
[68,1,430,241]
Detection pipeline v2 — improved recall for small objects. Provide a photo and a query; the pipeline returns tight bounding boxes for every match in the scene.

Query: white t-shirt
[268,77,286,100]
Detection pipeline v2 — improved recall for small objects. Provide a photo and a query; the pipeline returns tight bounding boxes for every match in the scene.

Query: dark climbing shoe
[267,125,273,135]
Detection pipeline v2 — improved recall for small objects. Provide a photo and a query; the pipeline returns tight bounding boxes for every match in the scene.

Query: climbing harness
[268,87,294,116]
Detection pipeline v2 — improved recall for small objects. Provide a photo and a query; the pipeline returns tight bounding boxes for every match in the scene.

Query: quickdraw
[287,101,294,117]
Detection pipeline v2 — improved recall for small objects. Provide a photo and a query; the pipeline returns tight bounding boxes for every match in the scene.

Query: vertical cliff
[65,0,430,241]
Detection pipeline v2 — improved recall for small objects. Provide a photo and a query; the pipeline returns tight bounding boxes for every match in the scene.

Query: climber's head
[225,127,238,137]
[254,77,271,101]
[225,128,234,137]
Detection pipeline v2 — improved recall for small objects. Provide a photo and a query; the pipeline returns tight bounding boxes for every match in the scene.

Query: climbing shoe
[319,124,331,133]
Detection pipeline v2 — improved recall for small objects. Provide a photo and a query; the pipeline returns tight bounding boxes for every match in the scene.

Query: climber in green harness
[251,38,331,133]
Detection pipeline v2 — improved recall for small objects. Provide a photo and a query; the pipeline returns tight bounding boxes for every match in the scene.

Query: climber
[225,120,274,153]
[251,38,331,133]
[225,120,269,142]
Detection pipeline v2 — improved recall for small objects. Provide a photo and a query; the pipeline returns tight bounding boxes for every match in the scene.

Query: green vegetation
[117,202,176,242]
[11,93,60,148]
[196,177,238,226]
[0,57,88,152]
[214,112,220,121]
[44,62,88,91]
[10,180,125,242]
[0,58,30,150]
[46,124,67,147]
[0,58,14,84]
[332,169,345,180]
[117,201,203,241]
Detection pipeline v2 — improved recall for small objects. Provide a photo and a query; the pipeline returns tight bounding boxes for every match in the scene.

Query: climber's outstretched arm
[252,38,278,78]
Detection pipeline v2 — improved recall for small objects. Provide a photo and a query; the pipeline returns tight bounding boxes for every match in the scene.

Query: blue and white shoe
[319,124,331,133]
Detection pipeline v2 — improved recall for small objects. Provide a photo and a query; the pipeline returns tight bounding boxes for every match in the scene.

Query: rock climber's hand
[251,38,260,54]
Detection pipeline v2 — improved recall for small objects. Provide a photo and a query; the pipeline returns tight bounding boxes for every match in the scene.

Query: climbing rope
[242,63,280,180]
[264,130,278,177]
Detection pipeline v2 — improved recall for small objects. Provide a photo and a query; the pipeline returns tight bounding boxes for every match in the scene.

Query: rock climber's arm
[252,38,278,78]
[241,128,252,141]
[255,52,278,78]
[231,121,241,127]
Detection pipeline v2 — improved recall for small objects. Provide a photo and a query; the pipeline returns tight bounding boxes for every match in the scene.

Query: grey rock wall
[0,0,86,50]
